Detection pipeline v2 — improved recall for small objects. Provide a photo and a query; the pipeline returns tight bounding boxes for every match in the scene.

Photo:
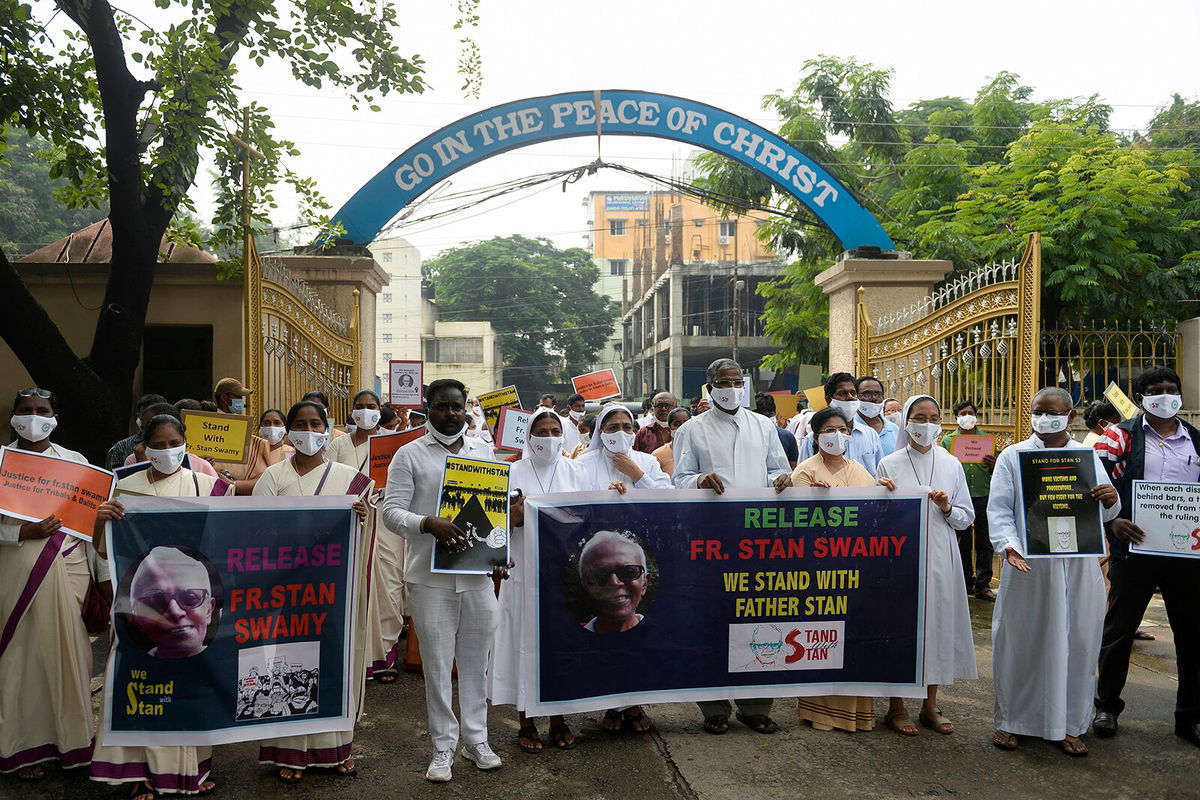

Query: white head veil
[893,394,940,450]
[588,404,635,453]
[522,407,565,460]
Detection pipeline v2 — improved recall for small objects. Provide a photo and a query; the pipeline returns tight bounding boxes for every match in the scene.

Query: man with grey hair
[634,391,677,454]
[987,386,1120,756]
[673,357,790,735]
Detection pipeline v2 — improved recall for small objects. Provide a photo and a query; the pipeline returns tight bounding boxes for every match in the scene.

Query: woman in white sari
[877,395,977,736]
[90,414,234,798]
[330,389,407,683]
[490,408,587,753]
[0,388,105,781]
[252,401,372,782]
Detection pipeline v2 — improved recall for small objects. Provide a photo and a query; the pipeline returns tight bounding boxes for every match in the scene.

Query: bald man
[128,546,217,659]
[633,392,676,454]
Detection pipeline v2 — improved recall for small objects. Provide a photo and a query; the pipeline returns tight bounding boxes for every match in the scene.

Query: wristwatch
[219,469,235,481]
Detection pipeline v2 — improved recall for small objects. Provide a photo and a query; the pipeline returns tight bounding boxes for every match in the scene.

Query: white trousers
[407,583,499,751]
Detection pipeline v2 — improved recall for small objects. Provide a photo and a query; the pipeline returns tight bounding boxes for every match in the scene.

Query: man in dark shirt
[754,393,798,468]
[633,391,676,454]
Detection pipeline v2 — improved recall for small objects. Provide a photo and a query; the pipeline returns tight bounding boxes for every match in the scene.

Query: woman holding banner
[330,389,407,684]
[491,407,588,753]
[791,406,881,733]
[252,401,373,782]
[89,414,233,798]
[877,395,977,737]
[0,388,107,781]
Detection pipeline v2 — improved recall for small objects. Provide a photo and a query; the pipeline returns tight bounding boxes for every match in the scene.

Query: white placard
[1130,480,1200,558]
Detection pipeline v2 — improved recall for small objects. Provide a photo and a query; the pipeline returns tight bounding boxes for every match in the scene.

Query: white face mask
[579,433,591,446]
[345,424,357,435]
[601,430,635,455]
[709,386,743,412]
[146,444,187,475]
[529,435,564,465]
[229,397,247,414]
[956,414,978,431]
[568,409,585,422]
[817,431,850,456]
[425,419,467,446]
[905,421,942,447]
[858,401,884,419]
[351,408,381,430]
[259,425,287,445]
[465,427,481,438]
[288,430,329,456]
[884,412,901,426]
[11,414,57,442]
[656,417,670,428]
[1031,413,1069,435]
[829,398,860,420]
[1142,394,1182,420]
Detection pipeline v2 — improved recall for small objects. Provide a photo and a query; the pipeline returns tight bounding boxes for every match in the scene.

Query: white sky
[215,0,1200,260]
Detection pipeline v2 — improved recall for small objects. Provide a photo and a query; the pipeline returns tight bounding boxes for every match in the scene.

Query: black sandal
[736,712,779,734]
[129,780,159,799]
[548,722,577,750]
[703,714,729,735]
[518,724,543,753]
[332,759,357,776]
[375,668,399,684]
[602,709,623,732]
[622,707,654,733]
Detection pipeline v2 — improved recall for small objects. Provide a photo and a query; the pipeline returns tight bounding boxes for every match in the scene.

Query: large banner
[523,488,929,715]
[102,495,362,746]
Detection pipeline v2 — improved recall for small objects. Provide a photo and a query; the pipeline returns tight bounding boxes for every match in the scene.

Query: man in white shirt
[672,358,792,736]
[795,372,885,477]
[382,378,507,782]
[987,387,1120,757]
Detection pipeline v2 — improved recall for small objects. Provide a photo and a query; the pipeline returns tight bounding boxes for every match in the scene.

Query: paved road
[22,594,1199,800]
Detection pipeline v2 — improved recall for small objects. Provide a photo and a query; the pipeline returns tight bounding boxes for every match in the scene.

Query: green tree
[0,0,479,460]
[422,235,619,392]
[0,129,106,251]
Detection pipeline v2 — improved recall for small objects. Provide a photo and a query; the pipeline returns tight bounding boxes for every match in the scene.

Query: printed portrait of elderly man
[578,529,653,634]
[121,545,222,659]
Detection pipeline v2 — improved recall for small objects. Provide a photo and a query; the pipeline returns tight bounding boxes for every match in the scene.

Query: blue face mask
[229,397,246,414]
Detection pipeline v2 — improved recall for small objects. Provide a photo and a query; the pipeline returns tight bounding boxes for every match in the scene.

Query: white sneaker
[425,750,454,782]
[461,741,502,770]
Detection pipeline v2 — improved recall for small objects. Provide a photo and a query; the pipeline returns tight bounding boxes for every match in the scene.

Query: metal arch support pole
[1015,232,1042,442]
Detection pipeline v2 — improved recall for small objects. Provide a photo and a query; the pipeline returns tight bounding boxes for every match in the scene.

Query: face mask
[465,428,481,438]
[579,433,591,446]
[529,435,564,465]
[146,445,187,475]
[709,386,743,411]
[905,421,942,447]
[11,414,57,443]
[956,414,978,431]
[569,409,585,422]
[1142,394,1182,420]
[817,431,850,456]
[259,425,286,445]
[229,398,246,414]
[601,430,635,455]
[656,418,670,428]
[829,398,860,420]
[884,412,901,426]
[136,416,144,430]
[288,430,329,456]
[425,419,467,446]
[351,408,381,430]
[858,401,884,419]
[1031,413,1069,435]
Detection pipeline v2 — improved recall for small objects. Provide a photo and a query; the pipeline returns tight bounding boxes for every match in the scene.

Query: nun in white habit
[877,394,977,737]
[489,408,587,752]
[987,386,1120,757]
[576,404,672,493]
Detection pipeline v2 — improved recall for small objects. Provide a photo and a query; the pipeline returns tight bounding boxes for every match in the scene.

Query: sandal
[1059,736,1088,757]
[518,723,543,753]
[703,714,729,735]
[992,730,1019,750]
[548,722,577,750]
[333,758,357,776]
[16,765,46,782]
[1134,630,1156,641]
[735,712,779,734]
[129,781,158,800]
[277,767,303,783]
[601,709,624,732]
[375,668,399,684]
[919,708,955,735]
[197,781,217,796]
[622,706,654,733]
[885,712,920,736]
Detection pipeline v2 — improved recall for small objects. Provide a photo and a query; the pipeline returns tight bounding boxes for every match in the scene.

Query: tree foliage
[692,56,1200,372]
[0,128,106,250]
[423,235,619,391]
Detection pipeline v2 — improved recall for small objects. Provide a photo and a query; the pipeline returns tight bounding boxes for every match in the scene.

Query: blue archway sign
[328,90,893,250]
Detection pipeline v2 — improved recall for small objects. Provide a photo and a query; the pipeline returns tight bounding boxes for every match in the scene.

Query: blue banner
[327,90,893,250]
[523,488,928,714]
[101,496,362,746]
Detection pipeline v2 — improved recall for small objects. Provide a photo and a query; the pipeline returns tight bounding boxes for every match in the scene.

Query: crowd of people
[1,359,1197,792]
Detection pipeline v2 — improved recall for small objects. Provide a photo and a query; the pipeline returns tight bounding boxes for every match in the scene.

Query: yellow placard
[180,409,254,463]
[770,393,801,419]
[477,385,521,429]
[802,386,828,412]
[432,455,511,574]
[1103,381,1140,420]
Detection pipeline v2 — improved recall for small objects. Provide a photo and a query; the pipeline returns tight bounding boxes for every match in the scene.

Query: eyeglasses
[652,402,674,409]
[750,641,782,652]
[1031,410,1070,417]
[17,388,52,398]
[135,588,210,614]
[582,564,646,585]
[710,379,745,389]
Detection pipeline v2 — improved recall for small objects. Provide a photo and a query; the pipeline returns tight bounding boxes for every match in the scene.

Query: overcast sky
[223,0,1200,260]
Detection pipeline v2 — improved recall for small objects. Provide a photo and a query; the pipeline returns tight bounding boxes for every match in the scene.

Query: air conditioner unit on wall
[718,235,731,245]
